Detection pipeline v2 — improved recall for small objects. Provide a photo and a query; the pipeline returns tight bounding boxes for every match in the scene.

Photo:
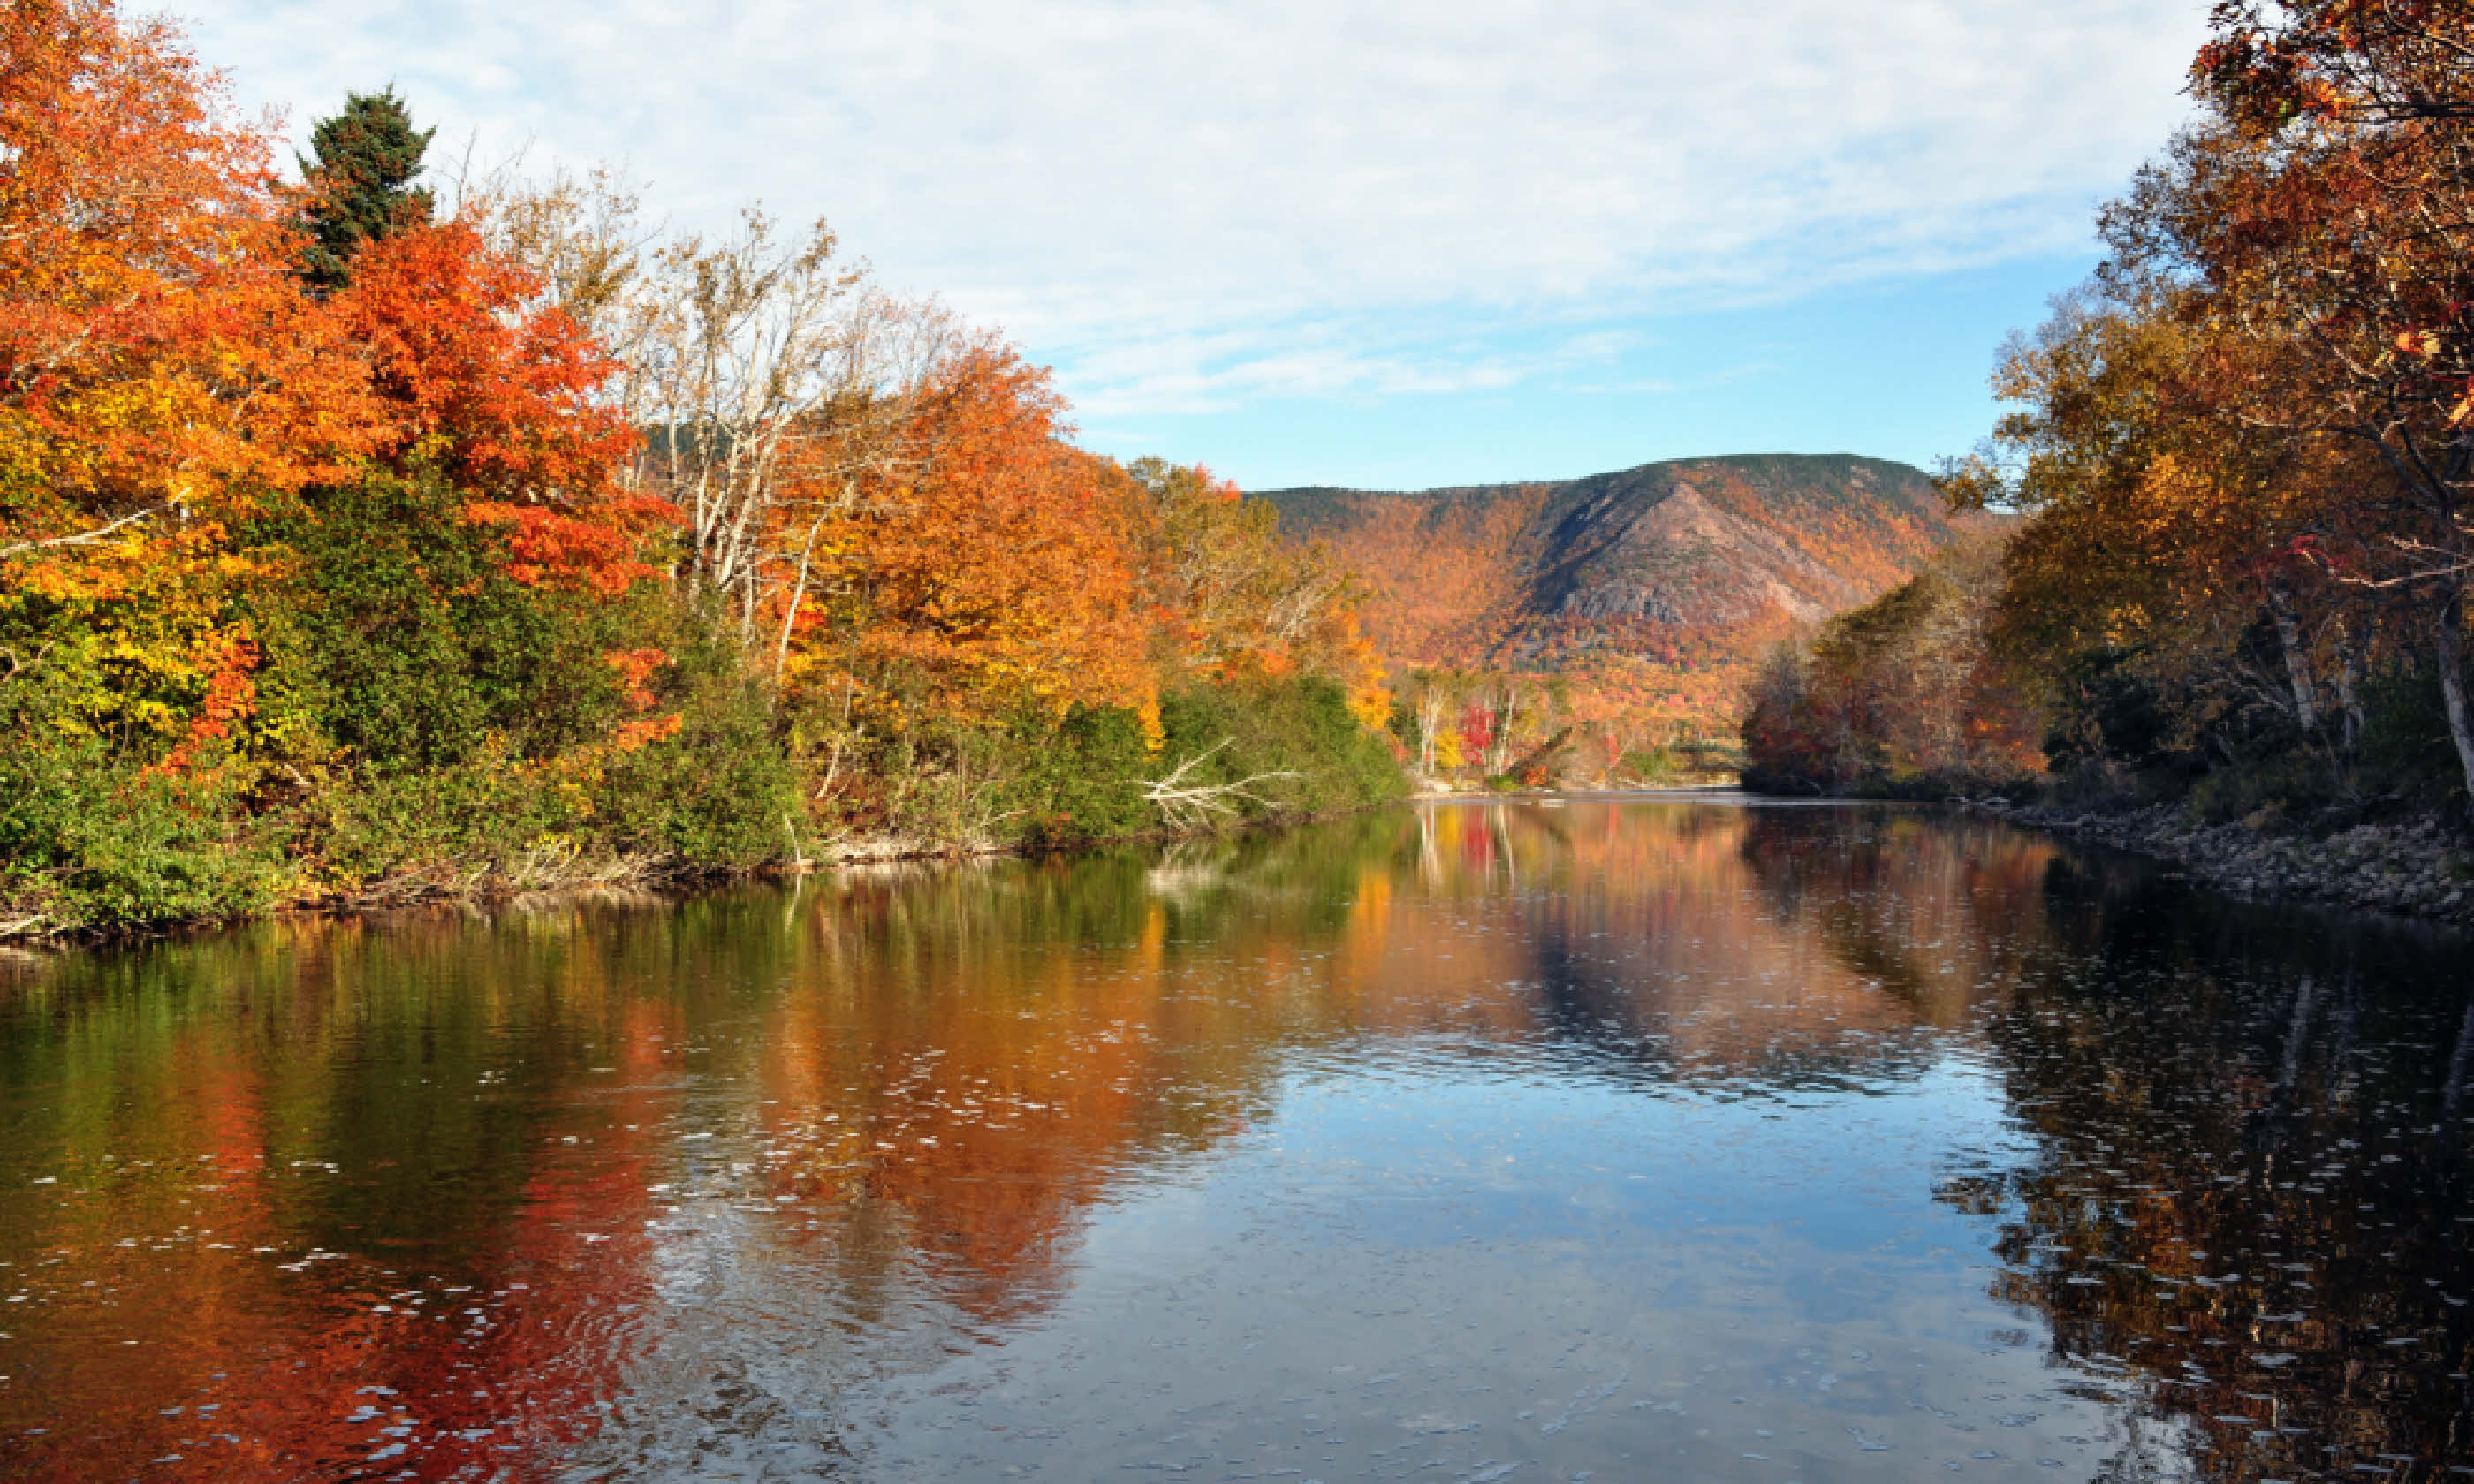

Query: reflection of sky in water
[4,801,2469,1481]
[819,1060,2121,1482]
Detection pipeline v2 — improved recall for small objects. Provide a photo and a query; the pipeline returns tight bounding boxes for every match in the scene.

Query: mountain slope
[1257,453,1984,670]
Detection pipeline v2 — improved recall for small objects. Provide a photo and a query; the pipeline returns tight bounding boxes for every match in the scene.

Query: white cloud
[171,0,2206,413]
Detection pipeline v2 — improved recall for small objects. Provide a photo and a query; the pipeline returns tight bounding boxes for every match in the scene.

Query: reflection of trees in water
[1735,806,2061,1021]
[1405,800,2071,1094]
[11,801,2032,1474]
[1939,888,2474,1481]
[0,906,682,1477]
[0,817,1449,1478]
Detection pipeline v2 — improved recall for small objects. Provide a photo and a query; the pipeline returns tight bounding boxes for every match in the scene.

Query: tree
[1740,539,2039,795]
[807,343,1147,723]
[294,87,434,292]
[2171,2,2474,812]
[1401,667,1472,776]
[1114,458,1384,718]
[1,0,383,560]
[1,4,661,765]
[609,210,886,633]
[0,0,390,755]
[326,218,657,596]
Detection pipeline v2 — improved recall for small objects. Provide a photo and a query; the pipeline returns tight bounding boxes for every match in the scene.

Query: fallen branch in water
[1140,738,1300,832]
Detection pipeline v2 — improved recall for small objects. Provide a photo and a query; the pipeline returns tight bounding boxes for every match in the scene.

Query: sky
[172,0,2211,490]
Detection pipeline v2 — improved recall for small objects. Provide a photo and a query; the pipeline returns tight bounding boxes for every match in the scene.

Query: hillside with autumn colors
[1255,454,1992,748]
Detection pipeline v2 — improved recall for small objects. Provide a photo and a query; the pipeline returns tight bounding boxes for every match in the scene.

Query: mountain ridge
[1250,452,1990,725]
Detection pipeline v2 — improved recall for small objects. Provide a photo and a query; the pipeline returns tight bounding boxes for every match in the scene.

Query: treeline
[0,4,1401,935]
[1393,668,1739,790]
[1749,4,2474,822]
[1742,537,2041,798]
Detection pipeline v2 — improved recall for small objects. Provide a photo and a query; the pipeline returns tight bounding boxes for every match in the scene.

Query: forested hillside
[1256,454,1991,746]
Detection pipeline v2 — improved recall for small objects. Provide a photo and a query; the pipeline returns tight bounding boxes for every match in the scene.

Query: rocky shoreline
[1976,798,2474,927]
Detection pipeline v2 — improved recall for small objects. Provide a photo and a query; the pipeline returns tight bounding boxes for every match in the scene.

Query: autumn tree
[810,343,1146,721]
[2173,0,2474,808]
[594,208,932,638]
[1401,667,1473,776]
[0,2,380,556]
[1739,537,2039,795]
[1114,457,1388,726]
[325,218,656,594]
[0,0,392,754]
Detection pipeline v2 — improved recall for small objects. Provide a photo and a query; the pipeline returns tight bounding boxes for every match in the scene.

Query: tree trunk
[2269,585,2318,733]
[1488,687,1519,775]
[2334,622,2364,757]
[2437,587,2474,823]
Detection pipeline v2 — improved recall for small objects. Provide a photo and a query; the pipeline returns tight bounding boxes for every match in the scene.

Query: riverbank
[0,787,1409,947]
[1973,796,2474,927]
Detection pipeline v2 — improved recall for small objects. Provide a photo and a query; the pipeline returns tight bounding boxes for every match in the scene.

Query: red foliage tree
[330,221,661,596]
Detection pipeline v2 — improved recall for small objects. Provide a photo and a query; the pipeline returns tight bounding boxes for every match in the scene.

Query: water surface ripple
[2,801,2469,1480]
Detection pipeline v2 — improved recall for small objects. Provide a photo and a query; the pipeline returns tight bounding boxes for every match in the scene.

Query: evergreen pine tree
[296,87,435,292]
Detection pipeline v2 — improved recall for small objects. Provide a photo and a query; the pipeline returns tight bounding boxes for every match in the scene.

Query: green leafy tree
[296,87,434,291]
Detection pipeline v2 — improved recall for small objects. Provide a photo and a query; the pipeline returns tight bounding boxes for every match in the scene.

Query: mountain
[1254,453,1993,730]
[1258,452,1983,663]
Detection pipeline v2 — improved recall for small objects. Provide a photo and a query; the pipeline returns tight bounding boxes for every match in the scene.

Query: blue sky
[1097,255,2095,488]
[174,0,2208,490]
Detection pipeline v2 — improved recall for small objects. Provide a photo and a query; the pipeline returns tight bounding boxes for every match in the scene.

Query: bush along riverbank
[0,39,1404,941]
[1737,531,2474,925]
[1,661,1407,941]
[0,434,1404,936]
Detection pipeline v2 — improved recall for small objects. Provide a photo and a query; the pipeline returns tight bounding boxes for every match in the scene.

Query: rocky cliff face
[1256,453,1986,670]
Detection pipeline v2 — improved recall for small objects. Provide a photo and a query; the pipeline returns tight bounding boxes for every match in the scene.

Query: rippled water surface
[3,800,2471,1481]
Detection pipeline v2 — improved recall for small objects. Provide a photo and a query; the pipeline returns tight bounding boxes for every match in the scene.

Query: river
[1,799,2468,1480]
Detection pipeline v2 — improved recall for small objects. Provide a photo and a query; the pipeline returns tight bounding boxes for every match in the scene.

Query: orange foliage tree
[785,344,1147,724]
[1931,1,2474,808]
[0,0,382,553]
[3,1,672,772]
[0,0,388,754]
[1115,457,1388,726]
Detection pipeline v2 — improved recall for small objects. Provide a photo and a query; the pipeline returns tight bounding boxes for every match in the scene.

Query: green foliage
[1151,676,1408,822]
[808,675,1408,852]
[3,472,803,931]
[594,620,804,864]
[245,468,634,772]
[296,87,435,292]
[292,740,590,888]
[0,679,280,933]
[1620,746,1683,784]
[1008,704,1157,848]
[291,603,800,886]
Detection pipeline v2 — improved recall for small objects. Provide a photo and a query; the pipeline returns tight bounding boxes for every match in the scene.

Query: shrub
[1153,676,1408,822]
[244,468,637,773]
[1006,703,1157,848]
[0,683,281,932]
[593,616,802,865]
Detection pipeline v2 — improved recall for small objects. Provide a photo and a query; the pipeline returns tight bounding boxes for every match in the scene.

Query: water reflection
[1946,878,2474,1480]
[0,800,2466,1480]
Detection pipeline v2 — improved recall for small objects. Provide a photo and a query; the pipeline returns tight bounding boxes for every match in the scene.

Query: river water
[1,799,2469,1481]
